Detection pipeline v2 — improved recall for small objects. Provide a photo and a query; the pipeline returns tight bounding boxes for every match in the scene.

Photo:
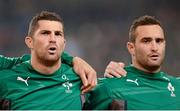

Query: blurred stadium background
[0,0,179,76]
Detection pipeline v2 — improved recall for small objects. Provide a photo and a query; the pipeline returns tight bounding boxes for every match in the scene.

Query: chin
[148,63,161,69]
[149,63,161,67]
[46,55,59,61]
[149,60,162,66]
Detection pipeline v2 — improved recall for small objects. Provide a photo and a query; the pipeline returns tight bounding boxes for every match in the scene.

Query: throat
[132,62,161,73]
[143,65,161,73]
[31,58,61,75]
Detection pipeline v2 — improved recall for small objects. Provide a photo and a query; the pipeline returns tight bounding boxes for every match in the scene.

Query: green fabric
[61,51,73,66]
[0,61,82,110]
[0,55,24,70]
[0,52,73,70]
[84,65,180,110]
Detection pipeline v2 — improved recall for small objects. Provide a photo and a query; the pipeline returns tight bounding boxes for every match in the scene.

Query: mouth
[48,46,57,54]
[150,54,159,60]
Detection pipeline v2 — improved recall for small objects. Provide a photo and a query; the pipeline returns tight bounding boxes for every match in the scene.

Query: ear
[127,42,135,56]
[25,36,33,49]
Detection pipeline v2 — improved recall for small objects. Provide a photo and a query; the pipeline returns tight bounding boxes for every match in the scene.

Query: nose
[151,41,158,51]
[49,34,56,43]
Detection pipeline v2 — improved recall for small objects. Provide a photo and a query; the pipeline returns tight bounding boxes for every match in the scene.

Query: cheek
[57,39,65,48]
[161,45,166,53]
[61,42,65,49]
[135,46,147,58]
[34,38,46,45]
[160,46,166,58]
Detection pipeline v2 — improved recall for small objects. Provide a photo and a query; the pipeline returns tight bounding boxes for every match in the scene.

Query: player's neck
[31,56,61,75]
[132,62,161,74]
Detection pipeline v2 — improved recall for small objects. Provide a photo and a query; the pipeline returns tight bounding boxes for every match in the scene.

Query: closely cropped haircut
[28,11,64,37]
[129,15,162,42]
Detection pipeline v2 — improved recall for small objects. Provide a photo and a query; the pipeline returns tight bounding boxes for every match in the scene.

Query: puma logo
[126,79,139,86]
[17,76,30,86]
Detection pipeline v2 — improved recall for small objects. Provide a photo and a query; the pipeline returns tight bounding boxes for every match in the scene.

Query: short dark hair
[28,11,64,37]
[129,15,162,42]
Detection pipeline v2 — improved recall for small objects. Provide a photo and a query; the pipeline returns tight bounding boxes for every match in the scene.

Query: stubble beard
[37,53,60,67]
[139,58,163,73]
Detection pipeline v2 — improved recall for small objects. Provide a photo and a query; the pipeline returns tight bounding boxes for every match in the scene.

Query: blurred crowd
[0,0,179,76]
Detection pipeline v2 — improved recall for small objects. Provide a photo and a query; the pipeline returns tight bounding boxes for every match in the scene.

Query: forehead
[135,25,164,40]
[36,20,63,31]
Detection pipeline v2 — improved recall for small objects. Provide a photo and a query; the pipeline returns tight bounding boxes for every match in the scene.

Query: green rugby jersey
[0,61,82,110]
[0,52,73,70]
[84,65,180,110]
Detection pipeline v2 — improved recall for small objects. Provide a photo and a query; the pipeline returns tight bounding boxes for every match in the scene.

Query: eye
[41,31,50,35]
[55,31,63,37]
[156,38,164,43]
[142,38,151,43]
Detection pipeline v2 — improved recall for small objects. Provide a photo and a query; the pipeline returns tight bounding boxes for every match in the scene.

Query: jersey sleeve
[0,52,73,70]
[83,79,113,110]
[61,52,73,66]
[0,55,30,70]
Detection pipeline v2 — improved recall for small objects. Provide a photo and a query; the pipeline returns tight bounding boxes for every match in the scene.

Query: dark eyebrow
[141,37,152,40]
[142,37,152,39]
[55,31,63,33]
[40,30,63,34]
[155,37,164,40]
[41,30,51,34]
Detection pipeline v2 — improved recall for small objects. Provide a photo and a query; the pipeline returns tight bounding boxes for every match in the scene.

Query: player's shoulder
[176,77,180,80]
[0,55,13,62]
[21,54,31,61]
[97,77,127,90]
[0,69,16,79]
[162,72,178,79]
[175,76,180,82]
[162,72,180,83]
[60,63,80,79]
[0,69,14,73]
[60,63,75,73]
[0,55,4,58]
[11,61,31,73]
[99,77,126,84]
